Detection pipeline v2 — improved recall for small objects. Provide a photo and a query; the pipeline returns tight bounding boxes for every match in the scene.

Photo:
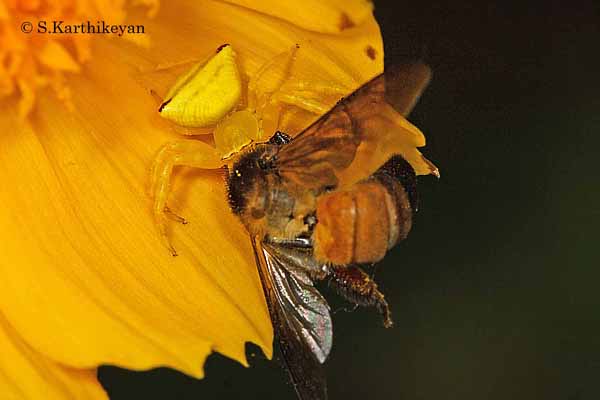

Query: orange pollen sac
[0,0,158,119]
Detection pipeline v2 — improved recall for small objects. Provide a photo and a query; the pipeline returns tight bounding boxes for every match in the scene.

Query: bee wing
[383,61,432,116]
[276,62,438,190]
[251,238,331,400]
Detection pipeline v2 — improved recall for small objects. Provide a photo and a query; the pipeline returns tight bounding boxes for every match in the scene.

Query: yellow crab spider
[150,44,348,255]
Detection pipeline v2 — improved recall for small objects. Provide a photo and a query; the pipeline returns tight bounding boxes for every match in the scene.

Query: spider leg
[269,81,350,132]
[247,45,299,112]
[151,139,223,255]
[280,79,349,97]
[270,91,331,115]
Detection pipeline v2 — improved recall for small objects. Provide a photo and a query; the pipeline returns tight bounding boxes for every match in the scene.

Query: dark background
[100,1,600,399]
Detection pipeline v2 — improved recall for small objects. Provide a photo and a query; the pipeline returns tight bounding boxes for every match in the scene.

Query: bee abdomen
[374,155,418,212]
[313,173,413,265]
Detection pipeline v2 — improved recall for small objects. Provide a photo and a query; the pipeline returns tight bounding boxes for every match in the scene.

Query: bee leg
[328,265,393,328]
[151,139,223,256]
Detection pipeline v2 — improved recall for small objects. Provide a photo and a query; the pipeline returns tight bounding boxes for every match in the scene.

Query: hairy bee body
[227,142,417,266]
[227,143,313,240]
[220,64,437,400]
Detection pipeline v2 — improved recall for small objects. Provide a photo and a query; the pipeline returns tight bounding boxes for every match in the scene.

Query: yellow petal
[37,42,81,73]
[0,2,381,377]
[16,79,35,120]
[0,0,384,386]
[0,0,157,117]
[0,83,269,377]
[133,0,383,139]
[134,0,382,94]
[0,1,8,20]
[221,0,374,33]
[0,312,107,399]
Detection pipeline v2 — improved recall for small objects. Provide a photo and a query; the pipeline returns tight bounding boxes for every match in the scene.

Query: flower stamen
[0,0,159,118]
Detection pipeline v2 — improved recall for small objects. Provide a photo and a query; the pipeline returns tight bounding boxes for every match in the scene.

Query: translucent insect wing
[275,62,439,192]
[251,239,330,400]
[383,62,432,116]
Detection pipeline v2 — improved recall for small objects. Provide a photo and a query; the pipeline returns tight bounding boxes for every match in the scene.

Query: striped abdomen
[313,156,417,265]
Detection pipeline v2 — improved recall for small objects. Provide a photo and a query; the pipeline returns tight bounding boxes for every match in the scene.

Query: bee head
[226,147,274,216]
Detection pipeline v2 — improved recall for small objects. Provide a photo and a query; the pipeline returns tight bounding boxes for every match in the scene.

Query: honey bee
[224,62,439,400]
[150,43,438,399]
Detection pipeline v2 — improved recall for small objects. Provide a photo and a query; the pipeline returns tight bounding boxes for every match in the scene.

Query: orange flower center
[0,0,158,118]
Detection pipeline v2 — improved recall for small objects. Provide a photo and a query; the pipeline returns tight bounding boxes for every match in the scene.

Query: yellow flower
[0,0,383,397]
